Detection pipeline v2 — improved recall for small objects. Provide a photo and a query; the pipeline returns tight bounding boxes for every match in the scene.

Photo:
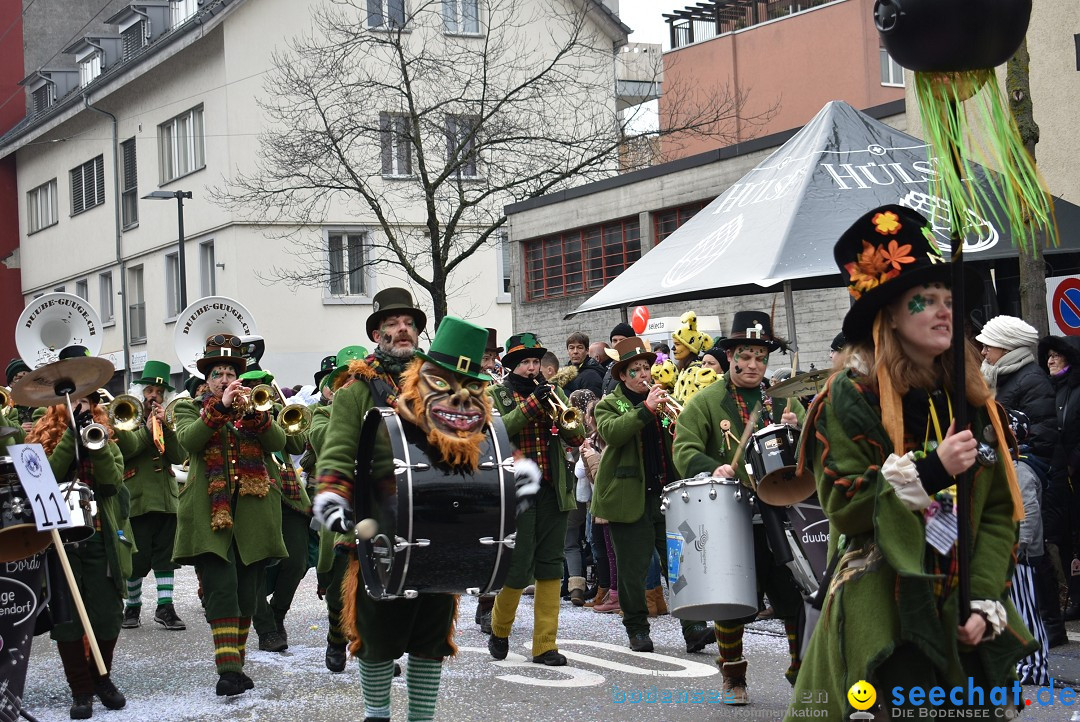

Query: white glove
[313,491,353,534]
[514,457,542,516]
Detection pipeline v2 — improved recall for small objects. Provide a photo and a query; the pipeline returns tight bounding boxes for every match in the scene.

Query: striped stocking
[406,656,443,722]
[125,577,142,608]
[155,571,175,605]
[359,659,395,719]
[210,618,242,674]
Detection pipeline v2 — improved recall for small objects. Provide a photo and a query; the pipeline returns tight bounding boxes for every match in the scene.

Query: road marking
[456,648,605,687]
[558,640,718,677]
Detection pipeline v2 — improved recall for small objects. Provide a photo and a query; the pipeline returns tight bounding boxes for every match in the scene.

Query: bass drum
[0,457,52,563]
[784,494,829,597]
[662,475,757,620]
[356,407,516,599]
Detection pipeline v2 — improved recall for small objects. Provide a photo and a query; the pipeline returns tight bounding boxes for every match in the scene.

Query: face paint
[211,370,223,379]
[734,365,743,374]
[908,294,927,315]
[629,369,636,378]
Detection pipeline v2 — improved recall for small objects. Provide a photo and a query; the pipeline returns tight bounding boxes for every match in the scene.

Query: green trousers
[504,484,568,588]
[253,506,311,635]
[51,532,123,642]
[129,512,179,577]
[195,541,266,620]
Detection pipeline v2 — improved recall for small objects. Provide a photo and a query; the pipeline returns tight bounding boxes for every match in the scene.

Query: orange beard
[397,361,492,471]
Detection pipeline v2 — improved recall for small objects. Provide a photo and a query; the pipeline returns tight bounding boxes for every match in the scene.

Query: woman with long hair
[785,206,1035,720]
[28,392,131,720]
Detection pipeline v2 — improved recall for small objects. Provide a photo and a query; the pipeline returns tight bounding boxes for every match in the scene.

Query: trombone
[533,379,583,433]
[643,379,682,433]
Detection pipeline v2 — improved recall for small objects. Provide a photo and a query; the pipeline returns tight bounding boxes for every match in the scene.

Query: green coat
[172,397,289,566]
[673,379,805,484]
[317,378,396,493]
[116,423,186,516]
[47,432,133,592]
[0,407,25,447]
[592,383,674,523]
[785,371,1036,720]
[307,404,346,575]
[488,383,584,513]
[265,404,310,515]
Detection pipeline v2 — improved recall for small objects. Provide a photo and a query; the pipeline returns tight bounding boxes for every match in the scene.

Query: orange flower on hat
[872,211,902,236]
[879,239,914,272]
[845,241,894,297]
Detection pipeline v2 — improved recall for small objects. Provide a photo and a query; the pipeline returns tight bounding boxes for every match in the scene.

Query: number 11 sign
[9,444,71,531]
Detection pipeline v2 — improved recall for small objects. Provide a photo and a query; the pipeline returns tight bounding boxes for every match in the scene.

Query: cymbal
[768,369,831,399]
[10,357,115,406]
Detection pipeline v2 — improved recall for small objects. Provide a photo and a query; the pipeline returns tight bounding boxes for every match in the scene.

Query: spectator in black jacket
[601,323,634,396]
[1039,334,1080,620]
[564,331,605,398]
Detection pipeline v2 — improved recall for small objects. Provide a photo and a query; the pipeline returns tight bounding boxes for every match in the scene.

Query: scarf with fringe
[203,395,273,531]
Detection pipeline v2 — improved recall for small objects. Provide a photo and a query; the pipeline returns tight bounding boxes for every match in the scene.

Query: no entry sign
[1048,276,1080,336]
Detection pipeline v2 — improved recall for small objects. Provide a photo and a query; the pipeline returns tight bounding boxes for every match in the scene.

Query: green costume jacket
[488,383,584,513]
[172,396,289,566]
[673,379,806,484]
[785,371,1036,720]
[592,383,674,523]
[316,377,396,501]
[116,423,186,516]
[47,432,133,592]
[0,407,26,447]
[266,403,310,516]
[307,404,345,575]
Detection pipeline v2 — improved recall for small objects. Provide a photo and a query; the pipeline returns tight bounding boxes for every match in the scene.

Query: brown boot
[584,587,608,608]
[645,586,668,617]
[721,660,749,705]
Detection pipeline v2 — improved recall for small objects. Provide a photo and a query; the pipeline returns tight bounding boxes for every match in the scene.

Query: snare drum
[748,424,816,506]
[57,481,95,545]
[661,475,757,620]
[0,457,51,563]
[355,408,516,599]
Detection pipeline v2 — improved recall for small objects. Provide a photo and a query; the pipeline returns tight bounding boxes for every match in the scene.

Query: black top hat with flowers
[366,288,427,341]
[501,333,546,370]
[835,204,951,343]
[195,333,248,376]
[718,311,783,352]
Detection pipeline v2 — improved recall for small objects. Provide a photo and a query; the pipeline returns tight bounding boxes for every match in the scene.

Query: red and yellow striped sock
[210,618,242,674]
[715,623,743,664]
[238,617,251,665]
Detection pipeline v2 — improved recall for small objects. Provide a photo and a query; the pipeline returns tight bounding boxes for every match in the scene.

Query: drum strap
[810,546,843,611]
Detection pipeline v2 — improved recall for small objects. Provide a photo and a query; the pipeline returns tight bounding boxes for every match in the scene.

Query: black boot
[154,603,187,630]
[325,642,347,673]
[93,678,126,710]
[1065,571,1080,621]
[69,694,93,720]
[216,671,247,696]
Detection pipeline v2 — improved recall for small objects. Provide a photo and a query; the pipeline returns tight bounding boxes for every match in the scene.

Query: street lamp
[142,190,192,312]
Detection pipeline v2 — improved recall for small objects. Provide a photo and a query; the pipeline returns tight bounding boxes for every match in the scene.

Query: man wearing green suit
[120,360,188,631]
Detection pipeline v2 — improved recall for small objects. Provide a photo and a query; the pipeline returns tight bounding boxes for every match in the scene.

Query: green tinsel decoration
[913,69,1056,254]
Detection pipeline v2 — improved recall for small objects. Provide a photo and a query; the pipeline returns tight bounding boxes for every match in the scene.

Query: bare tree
[216,0,773,323]
[1006,38,1049,336]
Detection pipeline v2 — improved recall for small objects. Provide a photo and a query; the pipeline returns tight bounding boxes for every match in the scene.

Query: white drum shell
[663,476,757,620]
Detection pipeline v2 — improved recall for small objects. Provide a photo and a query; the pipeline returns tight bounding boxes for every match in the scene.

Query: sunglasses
[209,334,242,348]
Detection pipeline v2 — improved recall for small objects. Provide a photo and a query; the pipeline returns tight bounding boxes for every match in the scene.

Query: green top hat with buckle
[135,360,175,391]
[325,345,369,390]
[415,317,491,382]
[366,287,427,340]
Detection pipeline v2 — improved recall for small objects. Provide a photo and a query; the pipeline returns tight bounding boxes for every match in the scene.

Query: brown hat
[485,328,503,354]
[610,337,657,380]
[195,333,248,376]
[366,287,427,341]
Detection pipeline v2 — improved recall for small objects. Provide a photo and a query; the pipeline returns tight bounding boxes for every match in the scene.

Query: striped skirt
[1010,561,1050,686]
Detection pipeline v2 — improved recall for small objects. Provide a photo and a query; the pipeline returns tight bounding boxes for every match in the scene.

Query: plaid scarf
[729,379,774,428]
[201,396,273,531]
[502,383,554,484]
[278,455,308,512]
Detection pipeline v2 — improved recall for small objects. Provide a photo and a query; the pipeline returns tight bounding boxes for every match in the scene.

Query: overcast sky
[616,0,687,48]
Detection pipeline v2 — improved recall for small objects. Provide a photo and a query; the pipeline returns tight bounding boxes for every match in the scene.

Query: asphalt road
[20,567,1080,721]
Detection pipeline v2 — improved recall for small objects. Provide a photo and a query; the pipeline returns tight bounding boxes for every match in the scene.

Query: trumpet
[80,422,109,451]
[271,381,312,436]
[96,389,145,432]
[163,396,185,430]
[533,379,583,433]
[643,379,682,432]
[0,386,11,409]
[232,384,275,417]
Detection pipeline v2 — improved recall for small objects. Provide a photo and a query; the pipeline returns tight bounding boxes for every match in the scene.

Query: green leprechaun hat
[325,345,369,390]
[135,360,175,391]
[415,317,491,382]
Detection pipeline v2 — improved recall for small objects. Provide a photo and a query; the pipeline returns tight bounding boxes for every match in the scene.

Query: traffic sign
[1049,276,1080,336]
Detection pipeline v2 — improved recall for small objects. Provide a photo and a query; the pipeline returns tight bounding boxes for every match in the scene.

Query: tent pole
[784,280,799,371]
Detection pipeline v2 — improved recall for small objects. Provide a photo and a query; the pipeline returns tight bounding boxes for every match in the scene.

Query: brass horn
[271,381,311,436]
[0,386,12,409]
[233,384,275,417]
[80,422,109,451]
[534,379,582,433]
[96,389,144,432]
[163,397,185,430]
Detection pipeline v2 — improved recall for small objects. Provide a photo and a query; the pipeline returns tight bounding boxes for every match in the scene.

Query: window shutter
[122,140,137,191]
[71,167,84,215]
[94,156,105,206]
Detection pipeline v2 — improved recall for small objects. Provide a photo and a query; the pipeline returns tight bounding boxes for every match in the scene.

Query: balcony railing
[664,0,838,49]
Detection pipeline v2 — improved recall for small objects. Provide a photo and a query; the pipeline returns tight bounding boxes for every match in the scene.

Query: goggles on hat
[209,334,242,348]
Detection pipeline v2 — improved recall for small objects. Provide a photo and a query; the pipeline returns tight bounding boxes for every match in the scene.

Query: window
[26,179,58,233]
[165,252,181,318]
[99,272,114,324]
[75,278,89,301]
[444,0,479,34]
[172,0,199,26]
[379,113,413,177]
[70,156,105,215]
[158,106,205,184]
[327,231,367,296]
[496,231,511,303]
[367,0,406,28]
[524,218,641,301]
[120,138,138,228]
[446,114,479,178]
[79,53,102,87]
[653,200,709,244]
[31,84,52,114]
[53,286,65,293]
[128,265,146,342]
[200,241,216,297]
[880,48,904,87]
[121,21,146,60]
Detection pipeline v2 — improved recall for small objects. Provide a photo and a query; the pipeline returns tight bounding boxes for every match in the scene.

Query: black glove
[75,409,94,430]
[531,383,553,403]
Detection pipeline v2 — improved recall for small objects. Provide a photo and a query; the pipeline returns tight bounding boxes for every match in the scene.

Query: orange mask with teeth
[397,360,493,470]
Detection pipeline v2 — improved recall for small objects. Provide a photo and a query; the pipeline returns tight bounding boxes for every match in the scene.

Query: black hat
[501,333,546,370]
[366,288,427,341]
[718,312,783,352]
[5,358,30,385]
[836,205,951,343]
[313,355,337,386]
[184,375,206,398]
[485,328,503,354]
[830,332,847,353]
[609,322,634,342]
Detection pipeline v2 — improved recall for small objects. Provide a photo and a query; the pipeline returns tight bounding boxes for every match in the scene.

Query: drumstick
[730,404,762,471]
[49,529,107,675]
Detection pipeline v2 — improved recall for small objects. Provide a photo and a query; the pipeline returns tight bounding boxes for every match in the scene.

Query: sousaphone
[173,296,259,378]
